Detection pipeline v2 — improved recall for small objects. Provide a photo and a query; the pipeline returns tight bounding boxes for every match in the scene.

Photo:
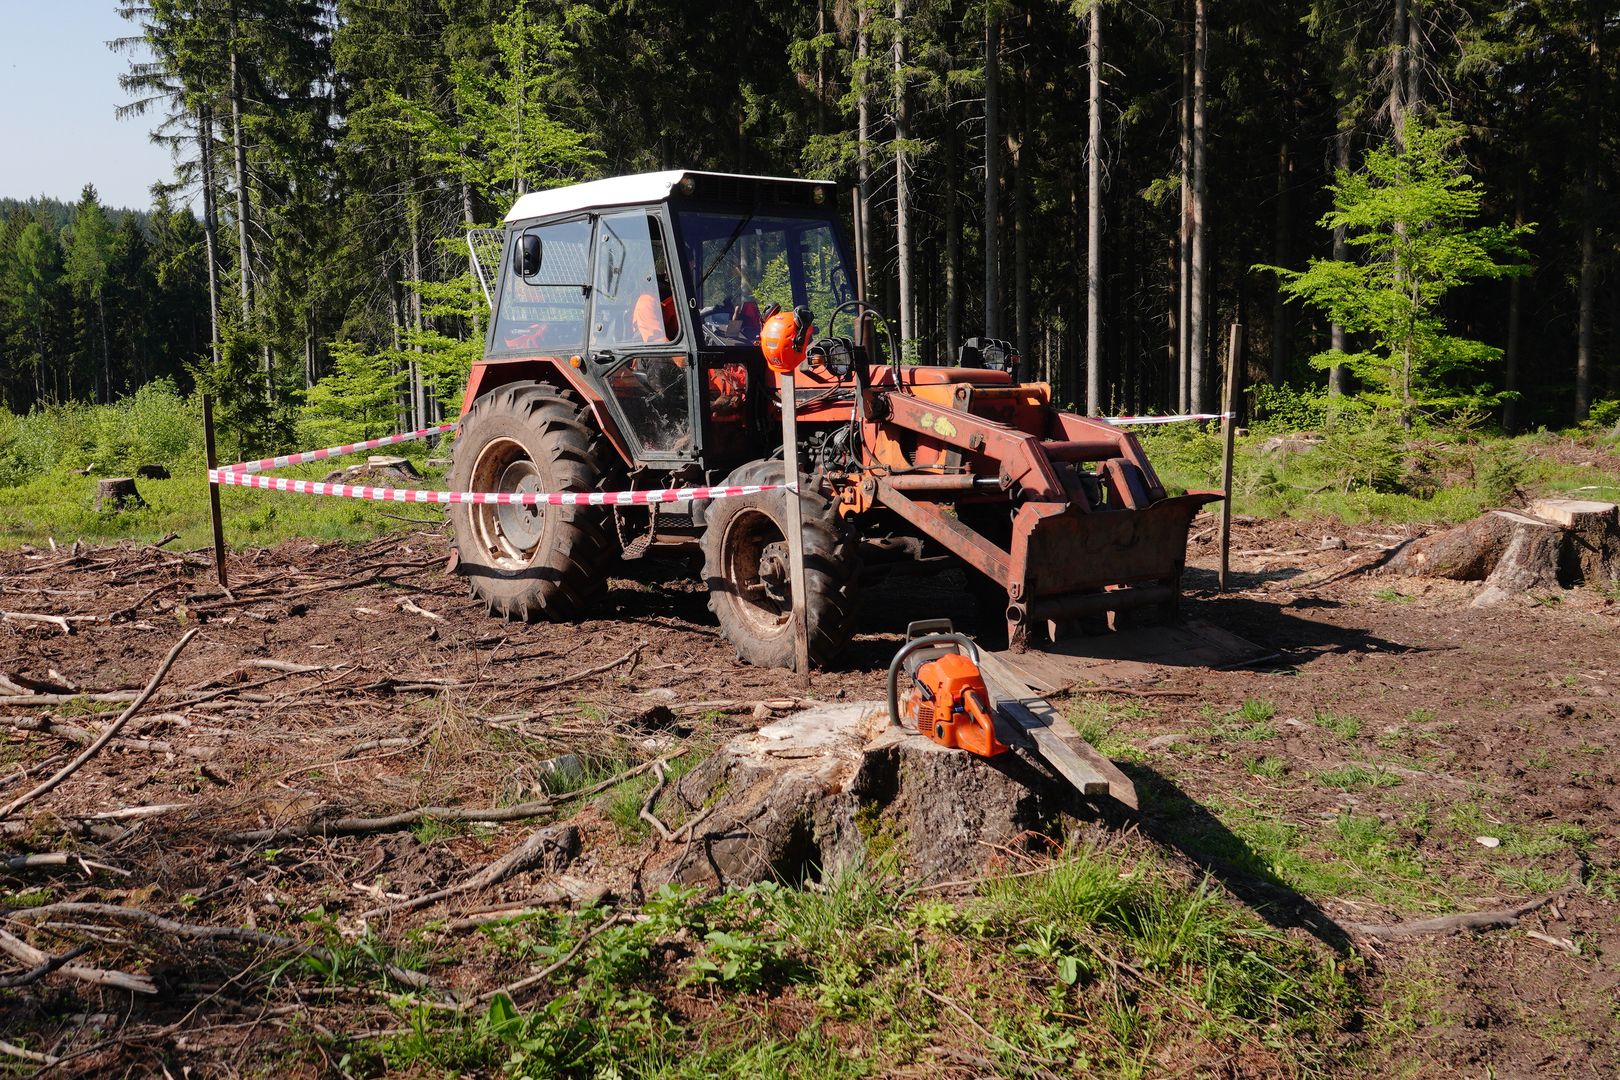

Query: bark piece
[94,477,144,512]
[650,703,1078,889]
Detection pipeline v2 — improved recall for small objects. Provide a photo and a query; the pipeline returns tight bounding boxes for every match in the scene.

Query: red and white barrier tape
[210,408,1225,506]
[1096,412,1234,426]
[207,469,792,505]
[224,423,459,475]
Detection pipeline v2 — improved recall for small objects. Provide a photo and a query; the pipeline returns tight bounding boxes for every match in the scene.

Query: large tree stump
[1530,498,1620,587]
[94,477,144,512]
[649,703,1081,889]
[1386,501,1620,606]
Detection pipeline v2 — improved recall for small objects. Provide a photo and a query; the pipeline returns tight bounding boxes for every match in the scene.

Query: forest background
[0,0,1616,482]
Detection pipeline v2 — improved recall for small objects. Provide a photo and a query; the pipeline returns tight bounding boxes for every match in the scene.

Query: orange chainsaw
[886,621,1009,758]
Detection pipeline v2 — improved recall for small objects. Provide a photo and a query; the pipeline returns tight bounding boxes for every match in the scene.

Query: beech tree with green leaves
[1261,115,1532,426]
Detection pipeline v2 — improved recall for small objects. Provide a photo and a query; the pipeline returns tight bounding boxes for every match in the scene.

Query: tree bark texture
[894,0,914,354]
[983,12,1000,339]
[1086,2,1104,415]
[1188,0,1208,413]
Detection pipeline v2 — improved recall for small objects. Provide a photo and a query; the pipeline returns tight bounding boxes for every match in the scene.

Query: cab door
[587,209,698,465]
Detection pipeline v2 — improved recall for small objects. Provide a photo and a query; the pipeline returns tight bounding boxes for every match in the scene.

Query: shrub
[1247,382,1332,434]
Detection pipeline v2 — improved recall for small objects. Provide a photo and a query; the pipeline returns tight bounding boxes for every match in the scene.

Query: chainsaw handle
[886,633,982,727]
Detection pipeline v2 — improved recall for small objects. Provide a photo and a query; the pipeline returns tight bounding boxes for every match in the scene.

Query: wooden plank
[980,654,1139,811]
[991,620,1269,695]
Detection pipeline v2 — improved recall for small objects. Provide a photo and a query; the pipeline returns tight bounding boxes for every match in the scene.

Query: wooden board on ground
[979,653,1139,811]
[989,620,1270,697]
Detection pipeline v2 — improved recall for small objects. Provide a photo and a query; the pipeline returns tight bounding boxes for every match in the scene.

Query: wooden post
[779,370,812,681]
[1218,322,1241,592]
[202,393,229,589]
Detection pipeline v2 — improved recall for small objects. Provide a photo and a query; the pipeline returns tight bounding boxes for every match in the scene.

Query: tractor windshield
[673,211,853,348]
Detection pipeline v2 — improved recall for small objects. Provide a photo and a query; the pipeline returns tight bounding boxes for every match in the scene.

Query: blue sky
[0,4,179,210]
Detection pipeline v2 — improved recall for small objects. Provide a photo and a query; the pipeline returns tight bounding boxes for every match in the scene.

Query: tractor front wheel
[448,381,618,621]
[701,461,861,669]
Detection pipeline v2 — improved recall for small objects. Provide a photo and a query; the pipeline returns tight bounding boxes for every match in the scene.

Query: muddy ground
[1,517,1618,1077]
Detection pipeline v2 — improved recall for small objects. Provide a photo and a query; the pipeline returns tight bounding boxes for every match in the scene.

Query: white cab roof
[503,170,831,224]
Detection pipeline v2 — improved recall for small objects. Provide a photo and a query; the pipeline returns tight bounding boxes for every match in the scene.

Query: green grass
[0,463,448,551]
[365,848,1358,1077]
[1065,698,1153,761]
[1204,698,1278,742]
[1243,755,1288,780]
[1139,424,1620,527]
[1311,710,1362,740]
[1316,763,1402,791]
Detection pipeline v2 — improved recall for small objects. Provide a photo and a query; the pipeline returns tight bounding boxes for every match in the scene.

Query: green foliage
[1259,115,1532,423]
[1246,382,1333,434]
[300,340,406,447]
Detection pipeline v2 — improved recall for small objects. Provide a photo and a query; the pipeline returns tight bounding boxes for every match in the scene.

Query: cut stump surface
[649,702,1083,889]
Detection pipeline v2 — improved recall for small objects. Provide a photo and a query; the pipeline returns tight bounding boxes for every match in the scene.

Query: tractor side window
[592,212,680,349]
[492,219,591,355]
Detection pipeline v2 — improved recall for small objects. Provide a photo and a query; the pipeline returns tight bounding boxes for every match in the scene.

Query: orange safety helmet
[760,310,810,374]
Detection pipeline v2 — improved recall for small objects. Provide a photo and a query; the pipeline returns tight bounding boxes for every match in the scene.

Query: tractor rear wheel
[448,381,619,621]
[701,461,861,669]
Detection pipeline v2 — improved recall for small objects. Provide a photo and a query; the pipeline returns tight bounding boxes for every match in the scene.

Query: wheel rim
[469,436,547,567]
[719,505,793,637]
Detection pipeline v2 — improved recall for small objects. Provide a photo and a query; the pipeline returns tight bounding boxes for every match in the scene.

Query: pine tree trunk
[1406,0,1422,116]
[1085,2,1103,415]
[407,189,426,431]
[894,0,914,355]
[1013,11,1032,367]
[1390,0,1408,146]
[198,106,221,370]
[857,7,873,305]
[1575,8,1600,420]
[229,44,254,337]
[1503,172,1525,431]
[1188,0,1209,414]
[1270,139,1292,383]
[1177,0,1193,413]
[98,294,111,403]
[983,12,1000,339]
[944,100,961,362]
[1328,117,1351,394]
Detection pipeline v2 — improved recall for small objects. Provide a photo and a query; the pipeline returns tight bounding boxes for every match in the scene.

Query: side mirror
[513,233,542,278]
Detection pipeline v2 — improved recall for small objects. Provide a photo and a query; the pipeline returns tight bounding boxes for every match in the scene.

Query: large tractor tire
[448,381,619,621]
[701,460,861,669]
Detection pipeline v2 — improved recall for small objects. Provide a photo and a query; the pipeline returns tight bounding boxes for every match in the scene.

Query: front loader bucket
[1004,492,1221,646]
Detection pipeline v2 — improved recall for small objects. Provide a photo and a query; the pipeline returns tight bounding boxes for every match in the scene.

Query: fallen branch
[638,760,679,842]
[0,1037,60,1066]
[0,940,92,988]
[476,913,634,1004]
[0,927,156,994]
[4,716,217,761]
[0,611,95,635]
[546,645,645,692]
[0,627,200,820]
[1344,873,1578,938]
[399,598,445,623]
[228,752,683,843]
[6,902,437,992]
[3,852,128,876]
[361,823,579,919]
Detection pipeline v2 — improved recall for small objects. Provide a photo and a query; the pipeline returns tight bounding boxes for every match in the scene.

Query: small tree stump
[94,477,144,512]
[648,703,1080,889]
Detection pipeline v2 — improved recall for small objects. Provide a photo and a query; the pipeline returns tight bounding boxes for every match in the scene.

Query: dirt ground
[2,516,1618,1076]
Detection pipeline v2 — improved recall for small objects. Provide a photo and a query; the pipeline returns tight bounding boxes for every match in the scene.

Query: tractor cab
[479,171,857,475]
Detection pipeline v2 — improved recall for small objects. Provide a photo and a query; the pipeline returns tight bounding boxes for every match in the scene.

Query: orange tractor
[455,171,1216,668]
